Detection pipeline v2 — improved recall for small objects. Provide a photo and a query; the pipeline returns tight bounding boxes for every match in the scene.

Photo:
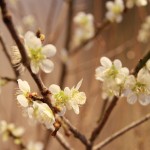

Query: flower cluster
[96,57,129,100]
[105,0,124,23]
[95,57,150,105]
[0,120,24,144]
[17,79,55,129]
[126,0,148,8]
[49,80,86,114]
[24,31,56,74]
[138,16,150,43]
[73,12,95,47]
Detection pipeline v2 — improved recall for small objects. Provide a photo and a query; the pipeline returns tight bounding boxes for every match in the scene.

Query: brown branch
[62,117,91,146]
[93,113,150,150]
[56,131,74,150]
[1,76,17,83]
[97,99,109,123]
[59,0,74,88]
[90,96,118,143]
[133,50,150,76]
[69,19,110,57]
[0,34,19,78]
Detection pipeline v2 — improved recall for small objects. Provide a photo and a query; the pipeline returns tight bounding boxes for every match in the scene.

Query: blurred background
[0,0,150,149]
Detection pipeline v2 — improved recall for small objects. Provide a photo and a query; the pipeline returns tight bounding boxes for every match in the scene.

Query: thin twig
[1,76,17,83]
[59,0,74,88]
[62,117,91,146]
[97,99,109,123]
[90,96,118,143]
[93,113,150,150]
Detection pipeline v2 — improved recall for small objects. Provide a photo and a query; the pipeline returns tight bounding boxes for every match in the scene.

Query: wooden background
[0,0,150,149]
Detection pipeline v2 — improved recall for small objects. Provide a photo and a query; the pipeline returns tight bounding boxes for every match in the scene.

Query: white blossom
[16,79,55,129]
[22,15,35,28]
[26,141,44,150]
[126,0,148,8]
[0,120,24,142]
[124,67,150,105]
[138,16,150,43]
[105,0,124,23]
[24,31,56,74]
[96,57,129,99]
[30,101,55,129]
[73,12,94,46]
[49,80,86,114]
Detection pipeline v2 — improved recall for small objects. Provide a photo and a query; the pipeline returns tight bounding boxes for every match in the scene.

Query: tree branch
[59,0,74,88]
[62,117,91,146]
[90,96,118,143]
[93,113,150,150]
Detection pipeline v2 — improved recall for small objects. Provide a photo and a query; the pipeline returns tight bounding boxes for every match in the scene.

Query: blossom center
[30,48,44,63]
[106,65,118,78]
[54,91,69,106]
[132,82,148,94]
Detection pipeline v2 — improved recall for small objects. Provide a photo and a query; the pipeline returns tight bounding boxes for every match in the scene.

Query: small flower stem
[93,113,150,150]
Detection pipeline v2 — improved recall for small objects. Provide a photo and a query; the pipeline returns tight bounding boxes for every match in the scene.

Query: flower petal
[114,59,122,69]
[30,61,40,74]
[17,95,29,107]
[72,103,80,114]
[100,57,112,68]
[17,79,30,93]
[40,59,54,73]
[127,93,137,104]
[49,84,61,94]
[139,95,150,106]
[41,44,56,58]
[75,79,83,90]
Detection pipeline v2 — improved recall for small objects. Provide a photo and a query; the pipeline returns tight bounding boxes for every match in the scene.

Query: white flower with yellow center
[49,80,86,114]
[29,101,55,129]
[24,31,56,74]
[16,79,55,129]
[73,12,94,46]
[126,0,147,8]
[17,79,31,108]
[106,0,124,23]
[124,67,150,105]
[26,141,44,150]
[96,57,129,98]
[0,120,24,142]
